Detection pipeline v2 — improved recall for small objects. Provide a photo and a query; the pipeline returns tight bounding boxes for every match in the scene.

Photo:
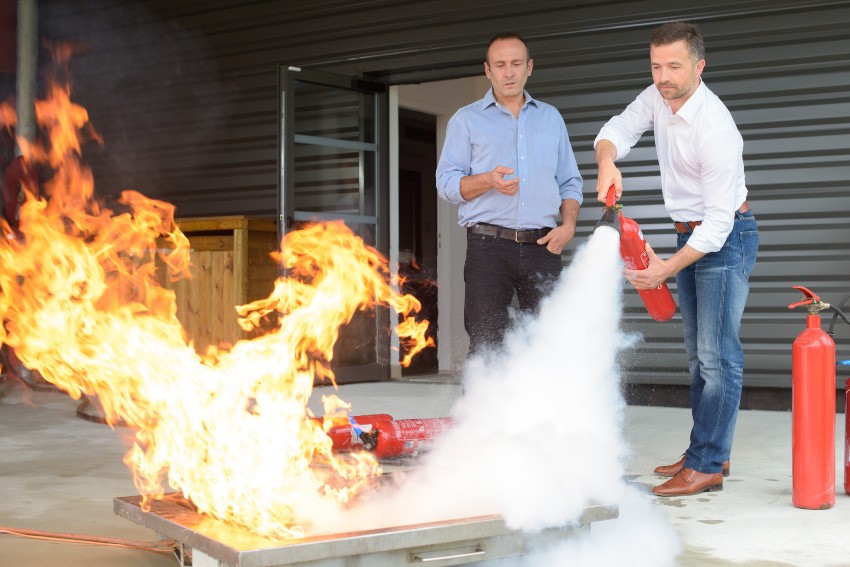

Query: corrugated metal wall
[39,0,850,386]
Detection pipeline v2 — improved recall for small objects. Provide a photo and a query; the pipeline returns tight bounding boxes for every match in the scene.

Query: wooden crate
[162,216,279,354]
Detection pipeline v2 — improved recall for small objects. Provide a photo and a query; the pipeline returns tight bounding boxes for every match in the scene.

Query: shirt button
[521,156,525,160]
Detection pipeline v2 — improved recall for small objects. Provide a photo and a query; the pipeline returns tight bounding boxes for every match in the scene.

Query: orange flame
[0,77,432,538]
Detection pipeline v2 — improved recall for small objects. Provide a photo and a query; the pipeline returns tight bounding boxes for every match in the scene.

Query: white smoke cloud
[302,227,680,565]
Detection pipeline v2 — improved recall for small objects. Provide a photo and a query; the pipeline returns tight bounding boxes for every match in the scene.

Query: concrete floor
[1,378,849,567]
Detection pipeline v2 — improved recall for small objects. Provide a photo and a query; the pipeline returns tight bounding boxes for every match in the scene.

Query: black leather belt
[467,224,549,244]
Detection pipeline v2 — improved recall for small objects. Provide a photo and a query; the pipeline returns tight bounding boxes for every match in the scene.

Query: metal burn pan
[114,495,617,567]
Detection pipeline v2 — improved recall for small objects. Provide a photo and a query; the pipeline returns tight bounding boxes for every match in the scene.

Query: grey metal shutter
[39,0,850,386]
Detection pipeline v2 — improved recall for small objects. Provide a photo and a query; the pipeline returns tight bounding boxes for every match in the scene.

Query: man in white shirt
[595,22,759,497]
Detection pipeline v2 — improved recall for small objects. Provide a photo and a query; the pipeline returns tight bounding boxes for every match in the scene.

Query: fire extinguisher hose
[827,293,850,336]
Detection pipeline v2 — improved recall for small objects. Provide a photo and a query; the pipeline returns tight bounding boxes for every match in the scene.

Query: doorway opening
[397,107,438,376]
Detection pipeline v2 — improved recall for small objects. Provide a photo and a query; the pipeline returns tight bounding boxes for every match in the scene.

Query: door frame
[277,65,390,384]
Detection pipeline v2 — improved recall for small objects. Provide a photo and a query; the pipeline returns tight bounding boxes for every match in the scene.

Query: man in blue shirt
[436,32,583,356]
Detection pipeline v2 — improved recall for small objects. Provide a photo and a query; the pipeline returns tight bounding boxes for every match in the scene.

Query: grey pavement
[1,379,848,567]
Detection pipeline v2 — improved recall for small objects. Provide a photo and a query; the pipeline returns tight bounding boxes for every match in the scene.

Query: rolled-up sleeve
[593,85,655,160]
[436,112,471,205]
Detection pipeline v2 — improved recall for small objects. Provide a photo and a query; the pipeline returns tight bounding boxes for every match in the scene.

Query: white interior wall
[392,76,491,376]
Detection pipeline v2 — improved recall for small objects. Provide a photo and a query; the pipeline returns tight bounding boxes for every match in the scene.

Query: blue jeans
[677,210,759,474]
[464,234,562,355]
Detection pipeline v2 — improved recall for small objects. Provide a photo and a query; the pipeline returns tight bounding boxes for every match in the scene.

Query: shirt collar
[673,80,706,125]
[482,88,538,110]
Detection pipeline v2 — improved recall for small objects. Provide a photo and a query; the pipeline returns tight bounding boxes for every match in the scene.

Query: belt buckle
[514,229,520,243]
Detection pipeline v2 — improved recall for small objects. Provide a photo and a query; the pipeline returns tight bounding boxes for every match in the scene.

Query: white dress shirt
[594,80,748,253]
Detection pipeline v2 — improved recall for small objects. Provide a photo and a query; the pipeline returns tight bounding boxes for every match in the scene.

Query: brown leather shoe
[652,467,723,497]
[654,455,730,478]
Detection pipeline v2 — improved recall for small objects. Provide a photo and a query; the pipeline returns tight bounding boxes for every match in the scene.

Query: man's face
[485,39,533,101]
[650,40,705,106]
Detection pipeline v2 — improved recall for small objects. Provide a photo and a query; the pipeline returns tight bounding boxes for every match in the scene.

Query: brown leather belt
[467,223,549,244]
[674,201,750,234]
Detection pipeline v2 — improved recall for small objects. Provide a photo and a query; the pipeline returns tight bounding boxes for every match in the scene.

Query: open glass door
[278,66,389,384]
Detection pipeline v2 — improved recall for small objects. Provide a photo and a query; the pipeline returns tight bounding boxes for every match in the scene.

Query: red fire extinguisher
[788,286,835,510]
[361,417,454,459]
[595,187,676,322]
[845,374,850,496]
[314,414,394,452]
[824,291,850,496]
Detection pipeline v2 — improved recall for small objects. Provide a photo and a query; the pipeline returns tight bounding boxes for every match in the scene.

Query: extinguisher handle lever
[791,285,820,302]
[789,286,830,313]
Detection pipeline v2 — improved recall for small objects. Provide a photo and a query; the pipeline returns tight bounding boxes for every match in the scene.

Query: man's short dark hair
[485,32,530,63]
[650,22,705,62]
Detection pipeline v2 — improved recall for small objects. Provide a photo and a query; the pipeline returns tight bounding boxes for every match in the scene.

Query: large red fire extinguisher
[361,417,454,460]
[788,286,835,509]
[595,188,676,322]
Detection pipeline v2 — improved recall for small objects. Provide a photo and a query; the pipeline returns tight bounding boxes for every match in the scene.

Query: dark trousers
[464,233,562,355]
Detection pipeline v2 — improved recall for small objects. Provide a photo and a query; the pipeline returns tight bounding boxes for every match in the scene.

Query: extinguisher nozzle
[594,208,621,235]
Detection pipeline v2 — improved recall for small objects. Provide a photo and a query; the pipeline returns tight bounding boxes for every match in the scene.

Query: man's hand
[537,224,575,254]
[488,165,520,196]
[459,165,519,200]
[538,199,580,254]
[595,139,623,203]
[624,243,673,289]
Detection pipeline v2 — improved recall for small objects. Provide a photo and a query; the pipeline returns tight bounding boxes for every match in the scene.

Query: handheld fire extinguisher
[594,187,676,322]
[788,286,837,509]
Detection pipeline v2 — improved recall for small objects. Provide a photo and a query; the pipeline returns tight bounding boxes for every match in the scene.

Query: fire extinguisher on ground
[788,286,850,508]
[594,187,676,322]
[844,372,850,496]
[360,417,454,460]
[315,414,394,452]
[823,291,850,496]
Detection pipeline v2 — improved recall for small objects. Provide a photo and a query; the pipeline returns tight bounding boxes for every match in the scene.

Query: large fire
[0,75,433,538]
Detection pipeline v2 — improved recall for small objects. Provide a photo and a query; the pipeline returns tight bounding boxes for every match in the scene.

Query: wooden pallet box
[161,216,279,354]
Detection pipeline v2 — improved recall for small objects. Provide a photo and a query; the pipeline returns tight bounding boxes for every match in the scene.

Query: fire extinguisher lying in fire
[594,186,677,322]
[316,414,453,460]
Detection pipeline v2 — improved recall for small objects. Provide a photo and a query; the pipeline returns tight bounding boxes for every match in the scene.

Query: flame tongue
[0,75,432,538]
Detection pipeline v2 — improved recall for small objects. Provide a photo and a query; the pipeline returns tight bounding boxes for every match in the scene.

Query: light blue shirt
[436,88,583,229]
